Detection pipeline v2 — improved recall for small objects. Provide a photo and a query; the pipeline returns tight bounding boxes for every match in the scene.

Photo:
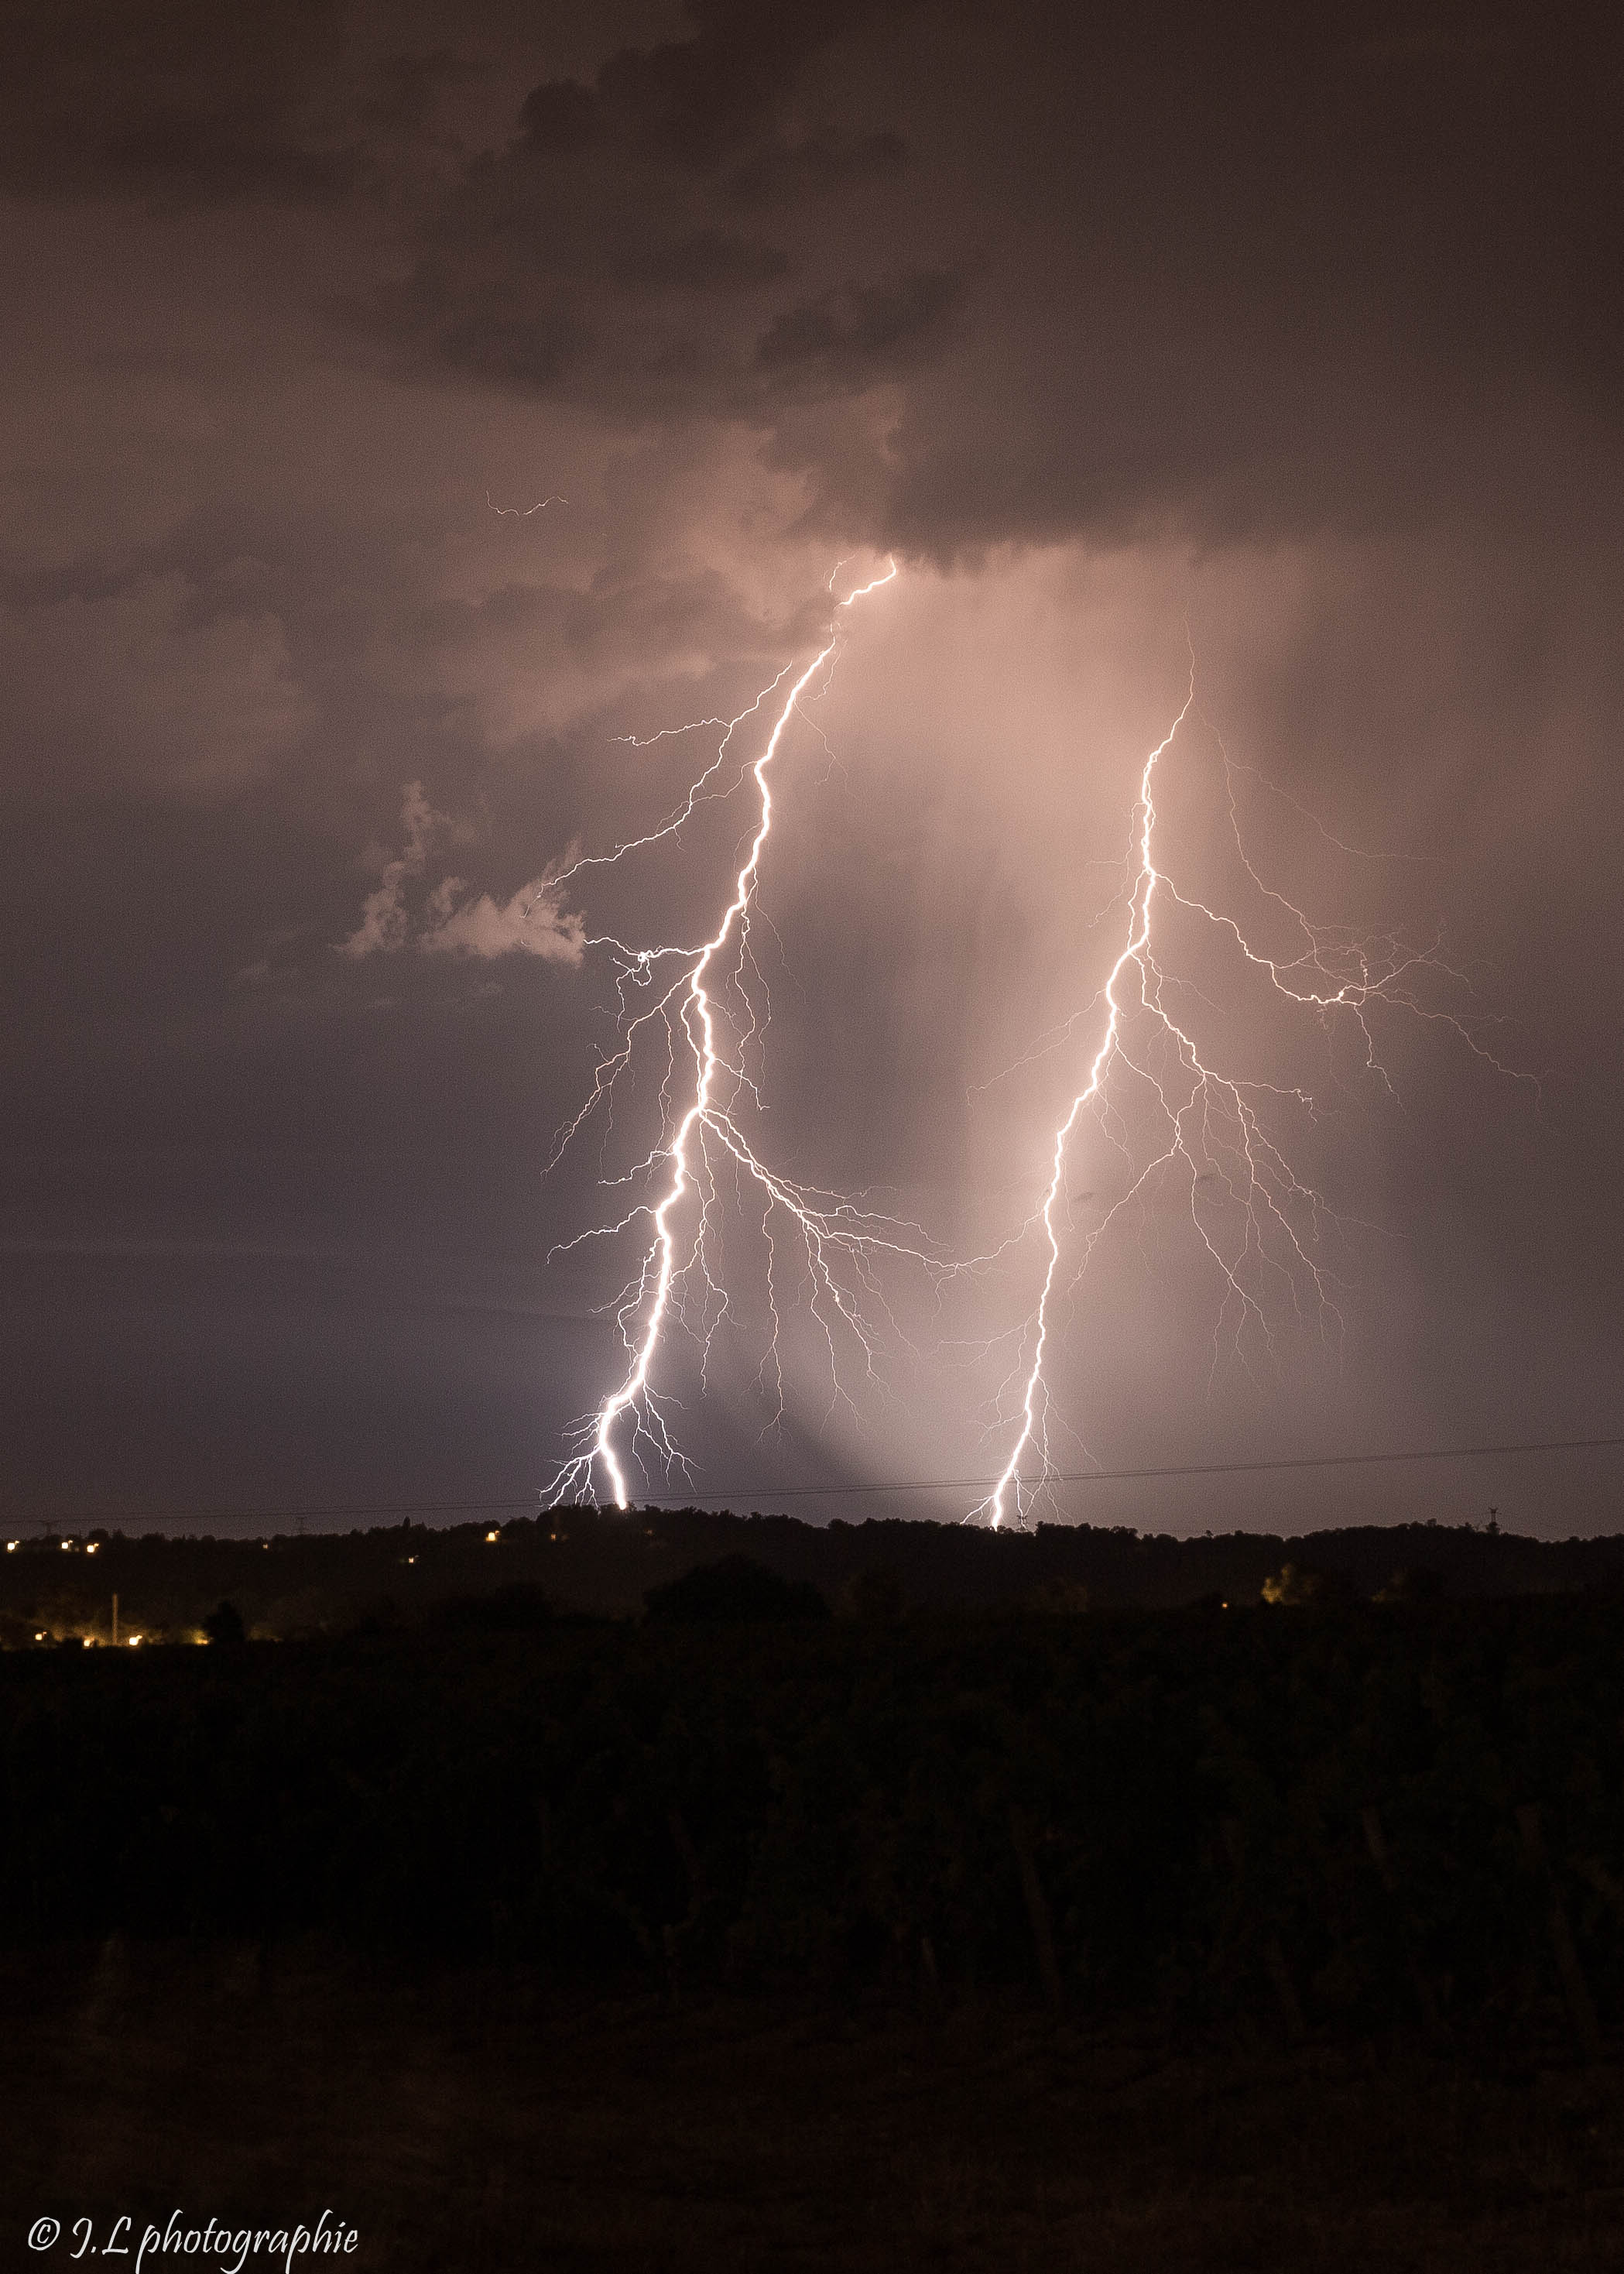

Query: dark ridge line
[22,1431,1624,1531]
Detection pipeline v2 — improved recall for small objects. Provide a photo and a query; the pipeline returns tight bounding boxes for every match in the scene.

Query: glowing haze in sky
[1,2,1620,1535]
[534,571,1521,1526]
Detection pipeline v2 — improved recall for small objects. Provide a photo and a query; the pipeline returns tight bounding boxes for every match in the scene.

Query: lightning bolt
[546,560,910,1509]
[976,670,1526,1529]
[488,490,567,516]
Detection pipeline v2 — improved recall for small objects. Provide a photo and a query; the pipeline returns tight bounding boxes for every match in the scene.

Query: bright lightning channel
[545,561,910,1510]
[976,675,1524,1529]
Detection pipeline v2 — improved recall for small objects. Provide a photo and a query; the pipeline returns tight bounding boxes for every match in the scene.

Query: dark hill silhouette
[430,1580,555,1633]
[2,1505,1621,1641]
[644,1554,829,1625]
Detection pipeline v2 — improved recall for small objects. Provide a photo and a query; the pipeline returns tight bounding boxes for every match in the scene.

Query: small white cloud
[338,785,584,964]
[424,873,464,927]
[338,780,447,957]
[420,876,585,964]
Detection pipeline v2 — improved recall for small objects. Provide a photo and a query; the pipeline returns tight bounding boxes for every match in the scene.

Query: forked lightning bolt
[545,561,910,1509]
[540,586,1513,1522]
[976,676,1524,1528]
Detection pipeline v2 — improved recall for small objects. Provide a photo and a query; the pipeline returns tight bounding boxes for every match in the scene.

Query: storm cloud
[1,1,1619,1535]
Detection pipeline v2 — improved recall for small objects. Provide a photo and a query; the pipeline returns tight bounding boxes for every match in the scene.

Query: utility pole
[111,1593,118,1645]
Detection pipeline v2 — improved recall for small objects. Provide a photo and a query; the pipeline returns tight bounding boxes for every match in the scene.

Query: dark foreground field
[8,1586,1624,2266]
[10,1945,1624,2272]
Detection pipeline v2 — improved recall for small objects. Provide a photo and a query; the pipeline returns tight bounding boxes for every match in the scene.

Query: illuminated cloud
[340,784,584,964]
[0,0,1619,1531]
[338,782,445,959]
[418,878,585,964]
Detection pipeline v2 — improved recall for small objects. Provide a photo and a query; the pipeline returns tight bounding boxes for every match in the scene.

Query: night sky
[3,1,1620,1536]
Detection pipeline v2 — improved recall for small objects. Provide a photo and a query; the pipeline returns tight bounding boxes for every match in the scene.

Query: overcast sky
[2,0,1620,1536]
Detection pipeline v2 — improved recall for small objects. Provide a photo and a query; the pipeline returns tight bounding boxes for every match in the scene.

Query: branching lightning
[975,673,1526,1528]
[545,561,912,1509]
[488,490,567,516]
[538,573,1519,1528]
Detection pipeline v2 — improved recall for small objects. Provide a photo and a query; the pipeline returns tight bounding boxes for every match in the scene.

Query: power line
[40,1430,1624,1528]
[625,1430,1624,1501]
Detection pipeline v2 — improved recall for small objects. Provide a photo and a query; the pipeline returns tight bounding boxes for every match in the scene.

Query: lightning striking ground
[540,590,1514,1525]
[545,561,909,1509]
[975,679,1523,1529]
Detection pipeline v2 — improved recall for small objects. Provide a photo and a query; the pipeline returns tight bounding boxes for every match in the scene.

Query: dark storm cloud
[10,2,1619,554]
[360,0,945,421]
[612,228,790,291]
[0,0,693,209]
[755,270,960,388]
[515,0,887,177]
[1,0,361,205]
[871,2,1624,552]
[350,0,1624,550]
[2,0,1620,1532]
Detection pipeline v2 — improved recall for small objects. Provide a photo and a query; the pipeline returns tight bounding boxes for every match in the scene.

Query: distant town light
[5,1541,15,1552]
[127,1635,143,1647]
[485,1530,500,1542]
[60,1539,74,1551]
[86,1542,99,1555]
